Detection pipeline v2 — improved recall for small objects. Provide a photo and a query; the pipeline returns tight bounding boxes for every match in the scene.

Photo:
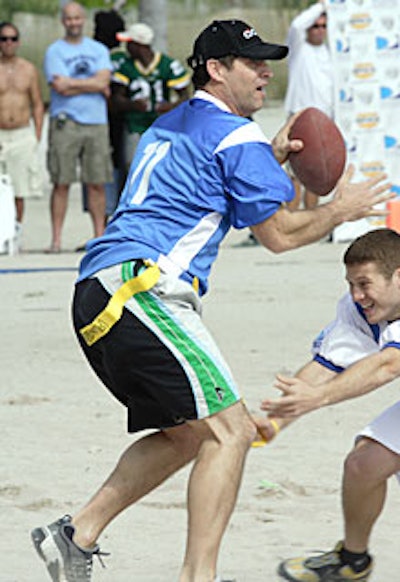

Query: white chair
[0,166,16,255]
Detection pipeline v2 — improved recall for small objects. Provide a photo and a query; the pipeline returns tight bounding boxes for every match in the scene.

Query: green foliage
[267,0,312,7]
[0,0,57,20]
[0,0,313,20]
[78,0,137,8]
[0,0,138,20]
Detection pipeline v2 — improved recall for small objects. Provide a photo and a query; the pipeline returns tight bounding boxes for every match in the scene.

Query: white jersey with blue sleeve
[78,91,294,294]
[314,293,400,478]
[312,292,400,372]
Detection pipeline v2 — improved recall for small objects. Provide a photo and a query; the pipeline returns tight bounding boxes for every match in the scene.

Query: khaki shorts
[0,125,43,198]
[47,118,113,185]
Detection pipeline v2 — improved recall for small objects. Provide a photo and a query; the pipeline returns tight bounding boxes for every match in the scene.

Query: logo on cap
[243,28,257,40]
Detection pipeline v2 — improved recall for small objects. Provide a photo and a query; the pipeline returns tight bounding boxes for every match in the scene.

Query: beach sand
[1,103,399,581]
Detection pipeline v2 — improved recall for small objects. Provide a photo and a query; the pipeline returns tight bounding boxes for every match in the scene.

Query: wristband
[251,418,281,448]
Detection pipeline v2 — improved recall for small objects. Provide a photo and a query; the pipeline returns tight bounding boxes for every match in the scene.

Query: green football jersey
[110,47,128,72]
[113,52,191,134]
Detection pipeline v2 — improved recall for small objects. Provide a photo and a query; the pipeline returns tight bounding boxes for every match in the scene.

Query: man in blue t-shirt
[32,18,392,582]
[44,1,113,252]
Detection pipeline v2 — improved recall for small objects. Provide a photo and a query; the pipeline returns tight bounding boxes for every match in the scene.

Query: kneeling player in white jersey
[262,228,400,582]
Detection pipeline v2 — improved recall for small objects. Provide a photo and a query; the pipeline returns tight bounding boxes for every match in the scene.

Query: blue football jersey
[78,91,294,295]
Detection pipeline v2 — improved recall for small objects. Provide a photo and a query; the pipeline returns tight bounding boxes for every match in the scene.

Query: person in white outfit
[262,228,400,581]
[284,0,334,211]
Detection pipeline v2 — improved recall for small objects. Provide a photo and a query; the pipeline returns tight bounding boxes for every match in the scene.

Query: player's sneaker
[31,514,108,581]
[278,541,373,581]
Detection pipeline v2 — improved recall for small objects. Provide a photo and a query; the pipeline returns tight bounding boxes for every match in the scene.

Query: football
[288,107,346,197]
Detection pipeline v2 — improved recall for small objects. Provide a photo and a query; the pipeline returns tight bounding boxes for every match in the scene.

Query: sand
[1,103,399,581]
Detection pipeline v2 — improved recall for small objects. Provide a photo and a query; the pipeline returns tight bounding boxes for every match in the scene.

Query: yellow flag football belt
[79,261,161,347]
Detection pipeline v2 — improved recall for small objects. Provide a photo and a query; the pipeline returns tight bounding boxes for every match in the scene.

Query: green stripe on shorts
[121,261,134,281]
[135,290,237,416]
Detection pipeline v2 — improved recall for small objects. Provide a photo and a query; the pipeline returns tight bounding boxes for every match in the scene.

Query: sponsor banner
[327,0,400,241]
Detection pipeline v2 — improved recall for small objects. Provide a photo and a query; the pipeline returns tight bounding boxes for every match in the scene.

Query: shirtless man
[0,22,44,245]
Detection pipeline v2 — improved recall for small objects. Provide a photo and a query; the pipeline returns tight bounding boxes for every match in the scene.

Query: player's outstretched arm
[261,347,400,418]
[254,361,336,443]
[251,166,393,253]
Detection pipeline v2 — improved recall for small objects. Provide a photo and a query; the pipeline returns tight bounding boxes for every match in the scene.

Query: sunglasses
[310,24,327,29]
[0,36,19,42]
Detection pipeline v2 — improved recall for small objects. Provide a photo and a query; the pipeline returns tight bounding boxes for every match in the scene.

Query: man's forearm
[291,2,326,33]
[252,199,359,253]
[61,77,108,94]
[251,169,391,253]
[321,348,400,406]
[261,348,400,418]
[32,104,44,141]
[52,71,110,96]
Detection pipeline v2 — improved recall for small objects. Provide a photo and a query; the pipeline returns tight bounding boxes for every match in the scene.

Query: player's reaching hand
[251,414,283,444]
[261,374,327,418]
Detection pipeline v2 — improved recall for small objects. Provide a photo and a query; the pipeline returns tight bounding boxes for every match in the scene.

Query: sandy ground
[1,103,399,581]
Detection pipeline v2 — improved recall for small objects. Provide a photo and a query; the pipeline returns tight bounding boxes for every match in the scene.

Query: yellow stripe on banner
[80,262,160,346]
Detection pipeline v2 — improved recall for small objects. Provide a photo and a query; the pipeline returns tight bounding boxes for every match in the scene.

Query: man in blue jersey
[31,19,392,582]
[262,228,400,581]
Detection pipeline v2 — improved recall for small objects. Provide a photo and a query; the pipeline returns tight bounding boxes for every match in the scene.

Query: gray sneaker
[31,514,108,581]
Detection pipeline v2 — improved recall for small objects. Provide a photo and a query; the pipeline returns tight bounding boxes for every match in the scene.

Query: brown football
[288,107,346,196]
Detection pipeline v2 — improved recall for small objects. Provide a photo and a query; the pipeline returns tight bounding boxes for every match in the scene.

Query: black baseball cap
[187,20,288,69]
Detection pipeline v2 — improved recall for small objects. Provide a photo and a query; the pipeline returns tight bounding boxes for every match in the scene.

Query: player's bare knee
[163,424,202,463]
[210,404,257,449]
[344,441,378,483]
[344,449,367,483]
[232,416,257,450]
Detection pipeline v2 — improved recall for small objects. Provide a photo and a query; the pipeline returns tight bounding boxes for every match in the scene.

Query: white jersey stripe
[160,211,223,273]
[214,121,271,154]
